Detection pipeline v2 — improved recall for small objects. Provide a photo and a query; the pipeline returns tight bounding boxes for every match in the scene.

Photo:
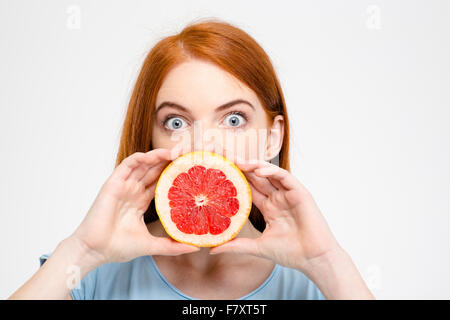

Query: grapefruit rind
[154,151,252,247]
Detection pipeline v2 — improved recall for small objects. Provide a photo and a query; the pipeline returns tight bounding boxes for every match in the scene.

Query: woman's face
[152,59,283,163]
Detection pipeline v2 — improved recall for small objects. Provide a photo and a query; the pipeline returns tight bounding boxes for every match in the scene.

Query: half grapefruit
[154,151,252,247]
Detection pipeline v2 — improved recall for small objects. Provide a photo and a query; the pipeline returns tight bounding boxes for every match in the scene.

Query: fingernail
[170,147,182,160]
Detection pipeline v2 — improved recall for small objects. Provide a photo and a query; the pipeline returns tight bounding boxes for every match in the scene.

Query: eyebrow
[155,99,255,115]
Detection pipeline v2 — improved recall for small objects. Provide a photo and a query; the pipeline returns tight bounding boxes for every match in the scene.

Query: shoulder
[258,264,326,300]
[39,252,159,299]
[84,255,157,299]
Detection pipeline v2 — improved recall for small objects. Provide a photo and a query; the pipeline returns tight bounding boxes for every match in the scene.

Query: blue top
[39,252,326,300]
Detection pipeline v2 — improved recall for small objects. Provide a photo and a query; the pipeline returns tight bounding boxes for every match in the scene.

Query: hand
[70,147,200,266]
[209,158,341,272]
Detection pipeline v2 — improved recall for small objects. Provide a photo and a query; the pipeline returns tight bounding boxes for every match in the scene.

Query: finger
[249,170,282,192]
[115,152,147,181]
[266,175,284,190]
[138,146,184,182]
[128,162,151,182]
[120,148,180,181]
[140,147,182,166]
[144,180,158,200]
[244,171,277,196]
[254,165,303,191]
[247,179,266,211]
[140,161,170,187]
[234,157,272,173]
[209,237,261,257]
[167,144,184,160]
[149,236,200,256]
[236,157,284,191]
[247,179,278,223]
[139,145,184,188]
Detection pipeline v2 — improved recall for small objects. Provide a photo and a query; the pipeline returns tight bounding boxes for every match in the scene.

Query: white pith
[154,151,252,247]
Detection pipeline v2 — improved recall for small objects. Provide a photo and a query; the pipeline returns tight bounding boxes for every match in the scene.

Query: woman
[9,19,374,300]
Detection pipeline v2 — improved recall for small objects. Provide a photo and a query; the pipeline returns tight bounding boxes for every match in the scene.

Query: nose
[197,143,217,153]
[169,120,244,162]
[191,120,225,154]
[169,127,224,157]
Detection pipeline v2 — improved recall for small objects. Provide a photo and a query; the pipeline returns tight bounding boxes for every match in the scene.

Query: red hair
[115,18,291,232]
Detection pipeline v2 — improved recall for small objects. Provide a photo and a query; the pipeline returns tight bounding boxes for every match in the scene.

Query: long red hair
[115,18,291,232]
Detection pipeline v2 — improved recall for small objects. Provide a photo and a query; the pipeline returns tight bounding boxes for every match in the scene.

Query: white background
[1,0,449,299]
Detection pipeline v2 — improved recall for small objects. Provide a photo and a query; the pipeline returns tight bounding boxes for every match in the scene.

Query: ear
[264,115,284,162]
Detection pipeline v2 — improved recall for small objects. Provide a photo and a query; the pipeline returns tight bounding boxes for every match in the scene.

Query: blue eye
[224,112,247,127]
[165,117,187,130]
[162,111,248,131]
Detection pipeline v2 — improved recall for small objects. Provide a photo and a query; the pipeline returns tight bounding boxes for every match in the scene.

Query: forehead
[156,59,260,110]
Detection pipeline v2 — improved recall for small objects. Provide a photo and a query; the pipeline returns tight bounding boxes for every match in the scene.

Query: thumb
[209,237,261,257]
[148,235,200,256]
